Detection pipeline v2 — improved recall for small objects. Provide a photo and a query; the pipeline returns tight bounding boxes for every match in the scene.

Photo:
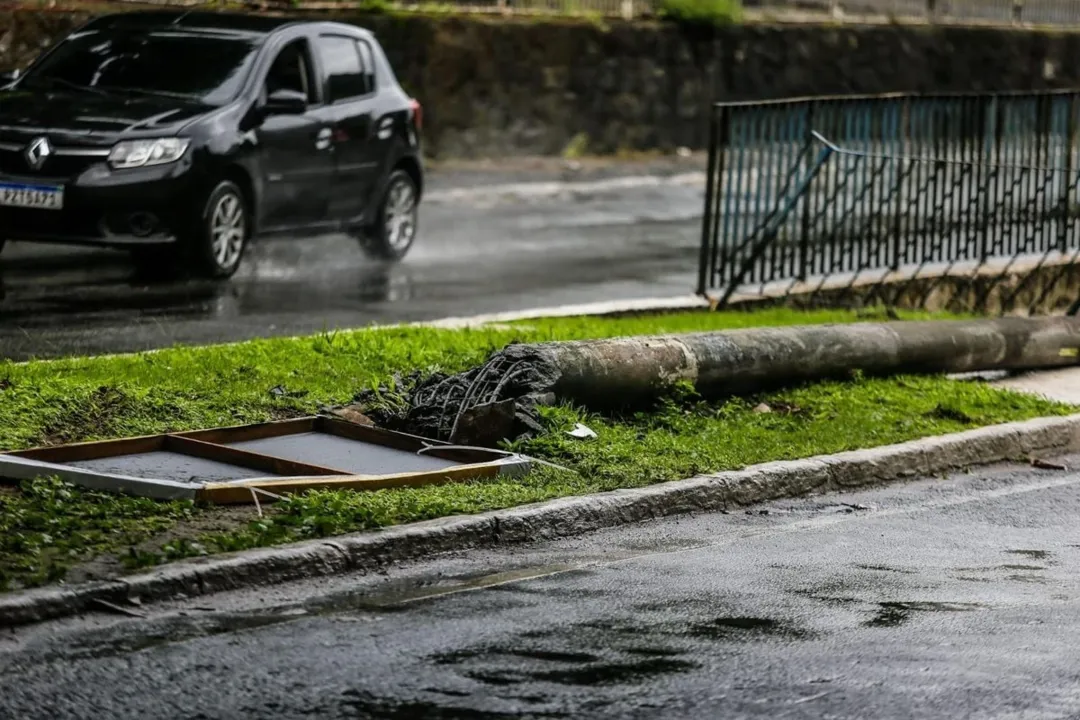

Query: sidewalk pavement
[993,366,1080,404]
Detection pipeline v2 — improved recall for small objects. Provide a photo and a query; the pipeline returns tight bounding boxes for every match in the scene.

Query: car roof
[81,11,359,38]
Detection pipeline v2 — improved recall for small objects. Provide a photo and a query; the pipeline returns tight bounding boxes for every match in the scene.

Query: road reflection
[0,237,416,326]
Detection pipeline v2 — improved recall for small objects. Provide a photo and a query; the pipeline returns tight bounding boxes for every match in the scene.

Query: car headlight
[108,138,190,169]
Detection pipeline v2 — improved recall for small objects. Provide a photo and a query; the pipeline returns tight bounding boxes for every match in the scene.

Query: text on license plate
[0,182,64,210]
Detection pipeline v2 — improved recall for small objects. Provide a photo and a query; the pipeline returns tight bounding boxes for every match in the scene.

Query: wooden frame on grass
[0,416,529,504]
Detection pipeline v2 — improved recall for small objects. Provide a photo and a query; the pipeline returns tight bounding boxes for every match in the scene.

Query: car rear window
[23,29,261,105]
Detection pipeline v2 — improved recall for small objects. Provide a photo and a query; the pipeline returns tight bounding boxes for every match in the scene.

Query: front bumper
[0,154,201,247]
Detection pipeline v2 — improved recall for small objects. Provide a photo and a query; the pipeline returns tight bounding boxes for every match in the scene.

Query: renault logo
[24,137,51,171]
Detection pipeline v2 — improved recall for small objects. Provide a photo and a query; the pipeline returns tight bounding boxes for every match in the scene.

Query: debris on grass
[269,385,309,399]
[566,423,597,439]
[928,403,975,424]
[326,406,376,427]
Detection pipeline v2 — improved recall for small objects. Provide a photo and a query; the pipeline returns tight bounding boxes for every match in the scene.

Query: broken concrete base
[3,413,1079,628]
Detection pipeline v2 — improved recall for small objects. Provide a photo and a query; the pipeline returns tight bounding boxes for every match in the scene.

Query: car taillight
[408,99,423,132]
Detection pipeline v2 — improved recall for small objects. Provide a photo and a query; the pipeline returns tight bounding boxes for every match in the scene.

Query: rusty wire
[408,354,539,440]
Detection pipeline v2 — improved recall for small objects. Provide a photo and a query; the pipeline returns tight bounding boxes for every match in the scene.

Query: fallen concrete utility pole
[368,317,1080,444]
[520,316,1080,409]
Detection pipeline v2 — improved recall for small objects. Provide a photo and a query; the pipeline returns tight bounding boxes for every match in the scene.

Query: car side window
[263,39,314,103]
[316,35,370,103]
[357,40,376,95]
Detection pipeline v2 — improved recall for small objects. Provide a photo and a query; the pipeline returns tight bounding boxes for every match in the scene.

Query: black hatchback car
[0,11,423,278]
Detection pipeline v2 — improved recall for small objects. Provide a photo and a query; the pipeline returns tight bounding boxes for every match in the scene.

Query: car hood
[0,88,213,143]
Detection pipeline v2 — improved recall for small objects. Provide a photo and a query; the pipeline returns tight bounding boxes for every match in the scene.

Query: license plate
[0,181,64,210]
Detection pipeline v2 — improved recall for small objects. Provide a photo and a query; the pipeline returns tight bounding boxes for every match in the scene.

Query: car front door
[255,36,334,231]
[313,34,381,224]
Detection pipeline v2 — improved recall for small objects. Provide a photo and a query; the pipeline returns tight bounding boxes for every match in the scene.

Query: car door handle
[376,116,394,140]
[315,128,332,151]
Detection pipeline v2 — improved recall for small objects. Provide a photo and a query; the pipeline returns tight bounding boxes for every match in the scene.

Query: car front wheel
[361,169,418,262]
[189,180,249,279]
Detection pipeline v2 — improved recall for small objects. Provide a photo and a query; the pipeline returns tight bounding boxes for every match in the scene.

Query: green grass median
[0,307,1071,591]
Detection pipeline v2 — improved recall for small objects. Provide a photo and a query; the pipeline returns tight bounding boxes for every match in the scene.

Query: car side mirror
[263,88,307,115]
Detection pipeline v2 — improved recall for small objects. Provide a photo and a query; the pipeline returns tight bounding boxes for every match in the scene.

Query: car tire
[360,169,418,262]
[187,180,250,279]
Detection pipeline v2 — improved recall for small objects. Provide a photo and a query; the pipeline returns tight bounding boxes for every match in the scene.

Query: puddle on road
[683,616,813,642]
[529,657,697,686]
[865,601,985,628]
[435,642,697,689]
[624,646,685,657]
[953,564,1049,574]
[464,670,524,687]
[299,563,583,617]
[792,589,862,606]
[434,648,601,667]
[854,564,917,575]
[430,612,718,692]
[511,650,602,664]
[950,554,1053,586]
[339,689,565,719]
[24,608,316,666]
[1006,574,1050,585]
[867,604,910,628]
[426,688,472,698]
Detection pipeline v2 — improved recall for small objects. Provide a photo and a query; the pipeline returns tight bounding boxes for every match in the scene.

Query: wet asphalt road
[0,158,705,361]
[3,457,1080,719]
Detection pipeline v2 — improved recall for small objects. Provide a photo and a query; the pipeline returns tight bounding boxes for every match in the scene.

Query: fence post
[980,98,989,264]
[1061,94,1076,253]
[892,97,909,271]
[982,96,1004,262]
[798,102,815,281]
[698,106,721,297]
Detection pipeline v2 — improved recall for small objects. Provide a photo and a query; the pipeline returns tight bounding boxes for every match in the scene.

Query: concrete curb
[2,413,1078,628]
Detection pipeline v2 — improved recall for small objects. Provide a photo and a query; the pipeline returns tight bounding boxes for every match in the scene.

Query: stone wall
[2,9,1080,158]
[732,260,1080,317]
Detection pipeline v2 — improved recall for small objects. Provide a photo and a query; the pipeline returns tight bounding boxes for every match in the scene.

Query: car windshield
[20,29,261,105]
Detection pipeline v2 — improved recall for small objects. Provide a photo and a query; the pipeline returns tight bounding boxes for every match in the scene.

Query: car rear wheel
[188,180,249,279]
[360,169,418,262]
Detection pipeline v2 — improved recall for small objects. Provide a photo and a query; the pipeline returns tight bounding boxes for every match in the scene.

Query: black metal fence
[698,91,1080,315]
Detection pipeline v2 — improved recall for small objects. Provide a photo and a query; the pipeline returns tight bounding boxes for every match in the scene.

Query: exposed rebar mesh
[345,346,561,444]
[407,355,528,440]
